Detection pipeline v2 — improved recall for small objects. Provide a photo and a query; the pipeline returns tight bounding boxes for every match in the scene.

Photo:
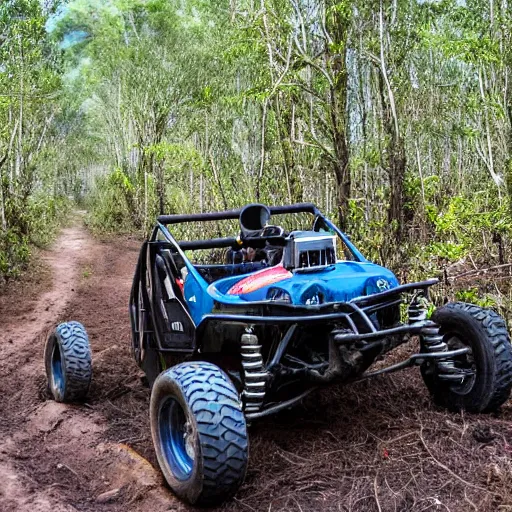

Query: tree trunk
[388,135,406,234]
[377,70,406,239]
[332,135,350,231]
[275,95,303,203]
[504,14,512,216]
[157,161,165,215]
[0,153,7,231]
[326,0,351,231]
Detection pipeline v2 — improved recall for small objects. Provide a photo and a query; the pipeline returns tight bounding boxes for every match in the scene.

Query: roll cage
[156,202,365,260]
[132,202,440,354]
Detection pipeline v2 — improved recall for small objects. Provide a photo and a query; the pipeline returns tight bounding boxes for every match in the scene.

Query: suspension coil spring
[421,324,447,352]
[409,295,455,373]
[241,332,268,413]
[422,322,457,373]
[408,295,428,324]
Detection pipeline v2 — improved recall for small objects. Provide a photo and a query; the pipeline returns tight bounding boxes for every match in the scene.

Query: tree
[0,0,65,280]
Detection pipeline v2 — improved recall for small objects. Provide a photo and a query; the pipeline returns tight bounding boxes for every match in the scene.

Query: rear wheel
[131,274,149,366]
[44,322,92,402]
[421,302,512,412]
[150,361,248,506]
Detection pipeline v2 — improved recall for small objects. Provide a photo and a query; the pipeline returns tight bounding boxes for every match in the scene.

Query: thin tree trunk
[478,68,501,196]
[157,162,164,215]
[415,140,426,241]
[325,0,351,231]
[256,99,268,202]
[209,153,228,210]
[378,0,406,240]
[16,36,24,180]
[0,152,7,231]
[144,169,148,229]
[275,95,302,203]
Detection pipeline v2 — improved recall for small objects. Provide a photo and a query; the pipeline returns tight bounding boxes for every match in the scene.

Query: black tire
[44,321,92,402]
[421,302,512,412]
[130,274,149,367]
[150,362,248,506]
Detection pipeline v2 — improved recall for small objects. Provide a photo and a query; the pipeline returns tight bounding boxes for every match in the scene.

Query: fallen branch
[374,475,382,512]
[56,462,82,484]
[448,263,512,281]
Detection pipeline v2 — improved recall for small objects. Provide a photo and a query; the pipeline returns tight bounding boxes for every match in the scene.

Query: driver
[224,246,267,264]
[260,225,286,265]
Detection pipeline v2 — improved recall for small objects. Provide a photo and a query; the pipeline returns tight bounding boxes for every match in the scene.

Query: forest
[3,2,512,511]
[1,0,512,303]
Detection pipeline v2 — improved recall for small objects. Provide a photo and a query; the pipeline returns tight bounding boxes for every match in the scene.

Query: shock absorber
[408,292,430,325]
[241,330,267,413]
[408,294,455,373]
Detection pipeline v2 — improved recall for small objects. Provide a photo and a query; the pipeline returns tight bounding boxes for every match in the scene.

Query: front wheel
[421,302,512,412]
[150,362,248,506]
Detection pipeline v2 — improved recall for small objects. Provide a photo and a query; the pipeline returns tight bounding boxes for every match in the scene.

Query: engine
[238,204,337,270]
[282,231,337,270]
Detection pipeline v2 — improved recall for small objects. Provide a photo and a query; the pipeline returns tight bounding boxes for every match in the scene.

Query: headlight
[365,276,394,295]
[267,288,292,303]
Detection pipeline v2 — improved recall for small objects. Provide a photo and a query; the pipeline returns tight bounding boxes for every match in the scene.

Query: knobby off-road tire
[421,302,512,412]
[150,362,248,506]
[44,321,92,402]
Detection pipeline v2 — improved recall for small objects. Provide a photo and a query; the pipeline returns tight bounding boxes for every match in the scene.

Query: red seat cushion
[228,266,292,295]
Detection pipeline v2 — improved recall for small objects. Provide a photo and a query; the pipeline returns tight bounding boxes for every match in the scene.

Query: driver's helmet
[260,225,286,266]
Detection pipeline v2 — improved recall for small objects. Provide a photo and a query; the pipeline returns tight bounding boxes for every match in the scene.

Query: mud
[1,218,512,512]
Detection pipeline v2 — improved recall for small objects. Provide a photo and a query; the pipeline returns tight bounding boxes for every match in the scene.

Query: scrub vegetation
[1,0,512,308]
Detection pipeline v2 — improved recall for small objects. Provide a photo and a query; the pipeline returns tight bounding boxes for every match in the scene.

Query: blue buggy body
[183,260,400,326]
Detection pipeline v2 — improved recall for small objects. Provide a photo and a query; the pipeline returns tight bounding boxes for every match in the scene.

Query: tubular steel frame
[137,203,464,420]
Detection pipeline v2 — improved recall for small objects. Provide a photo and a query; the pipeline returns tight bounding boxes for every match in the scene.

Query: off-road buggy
[44,203,512,507]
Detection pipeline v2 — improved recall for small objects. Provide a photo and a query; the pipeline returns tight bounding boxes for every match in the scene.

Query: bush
[0,192,70,284]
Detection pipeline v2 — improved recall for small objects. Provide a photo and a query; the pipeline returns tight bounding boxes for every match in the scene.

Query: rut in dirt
[0,216,95,512]
[1,220,89,363]
[0,217,174,512]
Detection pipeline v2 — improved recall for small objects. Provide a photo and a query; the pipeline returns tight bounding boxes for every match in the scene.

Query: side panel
[156,223,214,326]
[147,241,196,352]
[182,269,215,326]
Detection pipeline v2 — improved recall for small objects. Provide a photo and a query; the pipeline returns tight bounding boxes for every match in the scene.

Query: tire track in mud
[1,224,89,367]
[0,220,94,511]
[0,218,176,512]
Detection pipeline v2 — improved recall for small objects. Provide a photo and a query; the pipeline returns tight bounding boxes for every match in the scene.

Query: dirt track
[2,218,512,512]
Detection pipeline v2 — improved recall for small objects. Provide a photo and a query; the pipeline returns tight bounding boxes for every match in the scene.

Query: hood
[207,261,399,306]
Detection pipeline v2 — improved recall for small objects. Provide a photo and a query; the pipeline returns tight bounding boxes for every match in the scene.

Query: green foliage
[0,0,71,283]
[455,287,497,308]
[85,168,150,233]
[144,143,204,176]
[0,194,70,282]
[427,241,467,261]
[0,230,30,279]
[27,194,72,247]
[3,0,512,300]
